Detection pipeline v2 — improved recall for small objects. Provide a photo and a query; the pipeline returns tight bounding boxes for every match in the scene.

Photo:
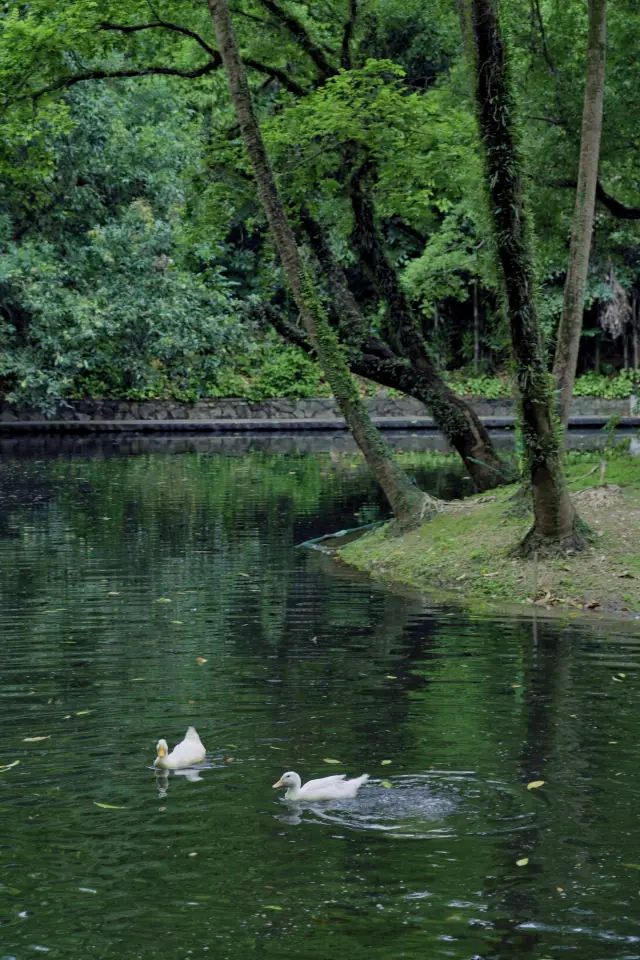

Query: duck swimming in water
[153,727,206,770]
[272,770,369,801]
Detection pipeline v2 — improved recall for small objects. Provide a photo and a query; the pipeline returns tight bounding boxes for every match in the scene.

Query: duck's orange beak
[157,745,166,758]
[272,779,284,788]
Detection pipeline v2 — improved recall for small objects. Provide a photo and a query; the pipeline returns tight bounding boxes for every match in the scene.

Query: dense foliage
[0,0,638,408]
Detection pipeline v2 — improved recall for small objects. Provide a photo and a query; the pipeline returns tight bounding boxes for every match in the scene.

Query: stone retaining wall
[0,395,633,422]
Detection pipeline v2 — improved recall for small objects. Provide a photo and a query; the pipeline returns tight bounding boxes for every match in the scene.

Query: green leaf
[76,710,91,715]
[323,758,341,764]
[380,780,393,789]
[0,760,20,772]
[381,760,392,765]
[526,780,545,790]
[516,857,529,867]
[94,802,124,809]
[263,905,282,911]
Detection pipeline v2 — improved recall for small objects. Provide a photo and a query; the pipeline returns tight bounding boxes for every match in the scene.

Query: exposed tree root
[385,493,446,535]
[511,517,591,559]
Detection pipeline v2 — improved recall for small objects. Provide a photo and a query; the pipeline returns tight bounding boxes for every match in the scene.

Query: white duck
[272,770,369,802]
[153,727,206,770]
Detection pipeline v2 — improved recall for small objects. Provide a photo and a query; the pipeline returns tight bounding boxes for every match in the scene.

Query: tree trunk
[552,0,607,425]
[473,279,480,375]
[469,0,585,556]
[341,159,511,489]
[207,0,434,526]
[633,294,639,372]
[299,208,513,490]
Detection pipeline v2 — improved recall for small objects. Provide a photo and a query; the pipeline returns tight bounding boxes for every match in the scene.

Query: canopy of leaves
[1,0,638,407]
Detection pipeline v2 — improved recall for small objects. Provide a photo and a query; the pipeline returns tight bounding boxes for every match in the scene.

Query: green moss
[340,453,640,618]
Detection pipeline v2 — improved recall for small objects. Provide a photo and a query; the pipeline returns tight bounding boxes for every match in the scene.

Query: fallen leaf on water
[612,676,623,682]
[131,678,145,681]
[323,758,341,764]
[23,736,51,742]
[623,863,640,870]
[188,852,197,857]
[196,657,207,664]
[156,598,172,603]
[380,780,393,789]
[62,715,72,720]
[225,757,234,763]
[516,858,529,867]
[556,887,564,893]
[618,673,626,678]
[381,760,392,766]
[170,620,184,625]
[385,675,397,680]
[0,760,20,771]
[527,780,545,790]
[76,710,91,716]
[107,591,120,596]
[94,802,124,809]
[238,573,250,578]
[263,905,282,911]
[511,684,521,689]
[609,740,618,744]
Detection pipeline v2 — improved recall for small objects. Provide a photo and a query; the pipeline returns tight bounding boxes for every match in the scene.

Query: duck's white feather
[154,727,206,770]
[274,770,369,801]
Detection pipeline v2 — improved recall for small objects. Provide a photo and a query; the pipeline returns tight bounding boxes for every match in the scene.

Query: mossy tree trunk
[342,159,510,491]
[207,0,434,526]
[552,0,607,426]
[469,0,585,555]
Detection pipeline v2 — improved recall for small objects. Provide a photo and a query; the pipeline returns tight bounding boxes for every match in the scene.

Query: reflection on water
[1,440,640,959]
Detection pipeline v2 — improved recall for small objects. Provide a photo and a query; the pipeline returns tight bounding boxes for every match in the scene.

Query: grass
[340,451,640,619]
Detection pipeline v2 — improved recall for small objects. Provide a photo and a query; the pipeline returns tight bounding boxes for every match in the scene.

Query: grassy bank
[340,452,640,618]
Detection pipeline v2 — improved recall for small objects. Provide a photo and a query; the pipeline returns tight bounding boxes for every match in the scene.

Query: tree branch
[25,62,221,102]
[531,0,557,73]
[99,20,219,59]
[552,178,640,220]
[243,57,307,96]
[596,180,640,219]
[255,0,335,79]
[527,114,567,128]
[99,19,307,95]
[341,0,358,69]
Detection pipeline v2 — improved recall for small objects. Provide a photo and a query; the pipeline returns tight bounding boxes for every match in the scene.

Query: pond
[2,436,640,960]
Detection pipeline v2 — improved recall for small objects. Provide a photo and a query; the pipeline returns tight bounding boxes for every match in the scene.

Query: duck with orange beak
[153,727,206,770]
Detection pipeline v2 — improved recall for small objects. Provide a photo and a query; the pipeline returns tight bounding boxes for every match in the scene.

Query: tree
[205,0,435,526]
[552,0,607,425]
[469,0,585,555]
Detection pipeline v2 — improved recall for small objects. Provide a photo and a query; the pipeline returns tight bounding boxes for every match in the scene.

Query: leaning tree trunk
[469,0,585,555]
[552,0,607,426]
[207,0,434,526]
[299,209,513,489]
[340,162,511,490]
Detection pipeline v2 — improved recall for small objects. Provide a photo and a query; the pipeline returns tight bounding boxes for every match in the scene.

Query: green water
[2,438,640,960]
